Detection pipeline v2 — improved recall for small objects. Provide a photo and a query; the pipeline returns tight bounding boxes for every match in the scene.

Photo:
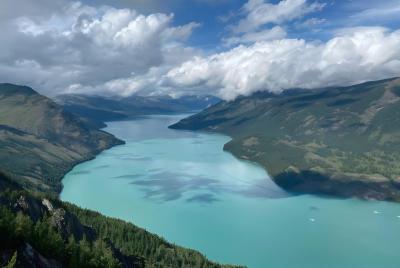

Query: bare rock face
[48,206,67,236]
[15,195,29,211]
[11,194,91,241]
[41,198,54,212]
[13,195,46,222]
[41,198,93,241]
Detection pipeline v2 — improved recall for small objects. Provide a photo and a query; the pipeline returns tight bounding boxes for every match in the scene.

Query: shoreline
[221,138,400,203]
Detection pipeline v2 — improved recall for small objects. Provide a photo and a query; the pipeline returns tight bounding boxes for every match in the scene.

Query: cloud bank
[165,27,400,100]
[0,0,200,96]
[1,0,400,100]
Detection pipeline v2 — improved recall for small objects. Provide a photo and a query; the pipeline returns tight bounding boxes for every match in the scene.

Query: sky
[1,0,400,100]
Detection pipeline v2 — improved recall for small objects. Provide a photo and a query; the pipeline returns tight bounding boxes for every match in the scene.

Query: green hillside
[0,83,124,194]
[0,173,241,268]
[0,83,242,267]
[171,78,400,201]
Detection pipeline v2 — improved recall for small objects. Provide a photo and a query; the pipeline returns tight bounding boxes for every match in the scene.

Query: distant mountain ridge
[55,94,220,127]
[171,78,400,201]
[0,83,124,194]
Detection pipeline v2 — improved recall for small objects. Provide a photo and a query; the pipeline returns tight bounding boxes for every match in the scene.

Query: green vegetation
[0,83,124,194]
[66,204,236,268]
[0,175,241,268]
[0,205,119,267]
[0,83,242,267]
[171,78,400,201]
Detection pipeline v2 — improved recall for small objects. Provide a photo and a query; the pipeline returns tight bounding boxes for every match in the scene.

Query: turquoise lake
[61,114,400,268]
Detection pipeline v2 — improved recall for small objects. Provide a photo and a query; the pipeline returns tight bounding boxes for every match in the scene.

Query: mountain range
[56,94,220,127]
[3,77,400,267]
[171,78,400,201]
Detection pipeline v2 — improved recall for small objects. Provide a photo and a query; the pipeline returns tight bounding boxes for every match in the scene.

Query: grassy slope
[0,83,124,194]
[171,78,400,201]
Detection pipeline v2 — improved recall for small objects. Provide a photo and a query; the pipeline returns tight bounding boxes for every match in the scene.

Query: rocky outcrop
[11,195,94,242]
[1,192,143,267]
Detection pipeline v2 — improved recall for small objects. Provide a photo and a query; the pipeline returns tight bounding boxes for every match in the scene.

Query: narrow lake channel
[61,114,400,268]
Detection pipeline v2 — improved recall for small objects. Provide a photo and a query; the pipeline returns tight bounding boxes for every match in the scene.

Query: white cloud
[234,0,326,33]
[222,0,325,47]
[0,0,200,96]
[349,2,400,23]
[2,0,400,102]
[296,17,327,29]
[223,26,287,46]
[165,27,400,100]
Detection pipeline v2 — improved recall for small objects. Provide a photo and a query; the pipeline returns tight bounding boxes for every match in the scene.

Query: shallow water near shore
[61,114,400,268]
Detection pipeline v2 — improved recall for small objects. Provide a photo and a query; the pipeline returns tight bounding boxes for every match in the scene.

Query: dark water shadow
[186,193,220,204]
[130,172,223,202]
[123,170,291,204]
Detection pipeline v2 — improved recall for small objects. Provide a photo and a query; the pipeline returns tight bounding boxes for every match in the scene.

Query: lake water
[61,114,400,268]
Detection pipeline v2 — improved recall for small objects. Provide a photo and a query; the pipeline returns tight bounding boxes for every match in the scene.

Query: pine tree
[14,212,32,239]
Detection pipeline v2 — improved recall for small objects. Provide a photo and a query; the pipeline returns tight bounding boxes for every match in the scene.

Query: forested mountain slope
[171,78,400,201]
[0,173,241,268]
[0,84,124,194]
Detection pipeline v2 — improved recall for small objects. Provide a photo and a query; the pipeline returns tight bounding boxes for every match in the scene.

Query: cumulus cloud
[222,0,325,47]
[165,27,400,100]
[0,0,200,96]
[234,0,326,33]
[1,0,400,101]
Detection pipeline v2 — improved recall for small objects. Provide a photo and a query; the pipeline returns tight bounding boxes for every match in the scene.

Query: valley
[2,79,400,267]
[0,84,234,267]
[60,114,400,268]
[171,78,400,201]
[2,1,400,267]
